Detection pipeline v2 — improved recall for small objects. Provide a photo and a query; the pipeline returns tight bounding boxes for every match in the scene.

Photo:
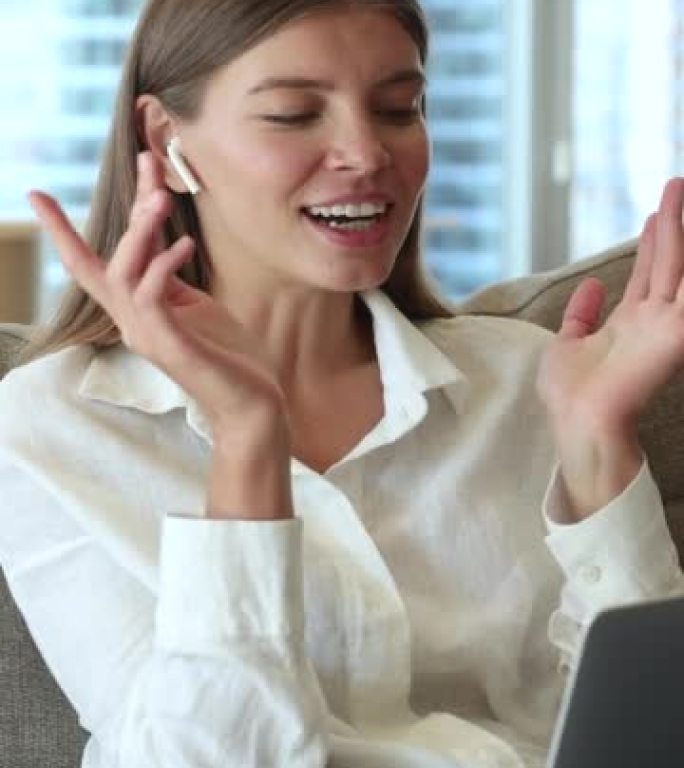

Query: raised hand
[29,152,286,431]
[537,177,684,517]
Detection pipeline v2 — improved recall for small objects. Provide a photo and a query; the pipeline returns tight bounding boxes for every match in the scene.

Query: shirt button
[578,564,602,584]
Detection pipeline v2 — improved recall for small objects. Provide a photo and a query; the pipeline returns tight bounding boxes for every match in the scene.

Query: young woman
[1,0,683,765]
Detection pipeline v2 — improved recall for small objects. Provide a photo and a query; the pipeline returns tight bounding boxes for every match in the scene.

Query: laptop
[547,595,684,768]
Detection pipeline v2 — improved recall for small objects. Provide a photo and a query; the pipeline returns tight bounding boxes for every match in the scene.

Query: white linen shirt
[0,289,682,768]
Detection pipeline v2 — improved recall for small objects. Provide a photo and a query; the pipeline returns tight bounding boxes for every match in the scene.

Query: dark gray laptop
[547,595,684,767]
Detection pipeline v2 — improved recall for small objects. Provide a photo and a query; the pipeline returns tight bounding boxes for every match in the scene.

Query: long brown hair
[21,0,454,364]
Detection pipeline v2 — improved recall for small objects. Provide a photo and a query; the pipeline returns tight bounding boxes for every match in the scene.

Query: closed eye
[262,108,422,127]
[262,113,319,126]
[378,108,422,123]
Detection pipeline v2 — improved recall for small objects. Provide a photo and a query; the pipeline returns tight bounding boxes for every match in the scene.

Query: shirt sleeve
[541,459,684,672]
[0,459,329,767]
[118,515,330,766]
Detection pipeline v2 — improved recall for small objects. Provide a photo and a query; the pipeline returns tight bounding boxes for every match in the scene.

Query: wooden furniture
[0,224,41,324]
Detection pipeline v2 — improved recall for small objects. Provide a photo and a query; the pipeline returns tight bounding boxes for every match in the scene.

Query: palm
[165,281,281,404]
[538,178,684,433]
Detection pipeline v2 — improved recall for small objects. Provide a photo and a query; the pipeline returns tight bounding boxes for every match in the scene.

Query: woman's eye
[262,113,319,126]
[261,108,422,127]
[378,108,422,124]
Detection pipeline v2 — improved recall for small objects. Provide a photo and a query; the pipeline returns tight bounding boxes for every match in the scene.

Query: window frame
[504,0,574,277]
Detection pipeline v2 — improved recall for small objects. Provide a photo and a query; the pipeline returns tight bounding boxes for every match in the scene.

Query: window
[0,2,135,218]
[0,0,137,314]
[572,0,677,258]
[422,0,507,297]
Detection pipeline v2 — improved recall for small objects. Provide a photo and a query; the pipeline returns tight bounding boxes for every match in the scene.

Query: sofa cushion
[0,324,90,766]
[0,571,89,765]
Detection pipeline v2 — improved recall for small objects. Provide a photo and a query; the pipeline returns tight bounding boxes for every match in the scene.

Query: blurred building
[675,0,684,165]
[572,0,674,258]
[423,0,506,296]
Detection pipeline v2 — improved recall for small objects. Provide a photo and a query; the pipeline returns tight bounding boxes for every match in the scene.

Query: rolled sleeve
[543,460,682,624]
[156,516,305,657]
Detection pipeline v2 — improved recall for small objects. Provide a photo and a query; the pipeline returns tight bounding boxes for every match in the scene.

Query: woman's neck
[211,281,377,398]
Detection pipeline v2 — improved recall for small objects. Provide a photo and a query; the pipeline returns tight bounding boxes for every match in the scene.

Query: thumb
[558,277,606,340]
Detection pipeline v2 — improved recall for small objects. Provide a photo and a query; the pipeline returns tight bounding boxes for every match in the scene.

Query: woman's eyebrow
[378,69,426,89]
[247,68,426,96]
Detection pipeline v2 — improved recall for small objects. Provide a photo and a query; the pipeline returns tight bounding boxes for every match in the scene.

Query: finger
[109,189,172,287]
[117,152,172,284]
[622,213,657,303]
[557,277,606,340]
[650,177,684,301]
[28,191,107,304]
[165,272,205,307]
[134,236,195,307]
[126,238,195,358]
[130,151,167,226]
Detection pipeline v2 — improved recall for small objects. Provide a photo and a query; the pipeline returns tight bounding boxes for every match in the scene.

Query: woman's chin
[311,255,396,294]
[297,240,397,289]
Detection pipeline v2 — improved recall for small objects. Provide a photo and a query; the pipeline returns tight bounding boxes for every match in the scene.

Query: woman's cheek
[402,141,430,193]
[252,130,319,167]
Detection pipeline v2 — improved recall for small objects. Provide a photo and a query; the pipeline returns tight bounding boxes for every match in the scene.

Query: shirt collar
[360,289,463,398]
[79,343,185,415]
[78,289,465,441]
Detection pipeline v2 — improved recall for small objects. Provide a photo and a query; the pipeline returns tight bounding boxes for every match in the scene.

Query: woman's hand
[537,177,684,518]
[31,152,294,520]
[30,152,285,429]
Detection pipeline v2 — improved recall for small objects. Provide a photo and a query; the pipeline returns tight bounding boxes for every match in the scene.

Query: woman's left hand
[537,177,684,518]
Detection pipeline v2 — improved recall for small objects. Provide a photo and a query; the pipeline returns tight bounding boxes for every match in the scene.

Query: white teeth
[308,202,388,218]
[329,219,377,231]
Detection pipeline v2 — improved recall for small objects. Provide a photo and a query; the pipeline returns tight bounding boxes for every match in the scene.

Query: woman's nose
[325,119,392,175]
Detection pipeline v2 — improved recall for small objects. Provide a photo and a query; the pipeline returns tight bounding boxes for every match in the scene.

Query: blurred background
[0,0,681,322]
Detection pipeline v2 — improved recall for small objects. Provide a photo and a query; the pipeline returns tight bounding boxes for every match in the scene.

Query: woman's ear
[135,95,190,194]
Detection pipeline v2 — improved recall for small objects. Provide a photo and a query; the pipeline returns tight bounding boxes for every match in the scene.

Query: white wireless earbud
[166,137,201,195]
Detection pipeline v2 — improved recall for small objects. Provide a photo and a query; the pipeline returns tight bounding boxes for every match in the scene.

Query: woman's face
[179,6,430,296]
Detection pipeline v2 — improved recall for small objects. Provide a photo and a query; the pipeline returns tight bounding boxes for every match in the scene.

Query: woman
[1,0,683,765]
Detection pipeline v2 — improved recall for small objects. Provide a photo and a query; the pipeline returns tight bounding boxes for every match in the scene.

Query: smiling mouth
[301,203,393,231]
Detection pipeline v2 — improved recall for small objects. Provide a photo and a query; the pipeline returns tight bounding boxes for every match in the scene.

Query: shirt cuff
[542,460,681,621]
[155,516,304,657]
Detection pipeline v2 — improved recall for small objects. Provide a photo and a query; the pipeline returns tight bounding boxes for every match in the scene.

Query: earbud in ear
[166,137,201,195]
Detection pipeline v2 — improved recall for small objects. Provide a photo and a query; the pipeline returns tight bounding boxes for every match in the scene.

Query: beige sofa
[2,238,684,766]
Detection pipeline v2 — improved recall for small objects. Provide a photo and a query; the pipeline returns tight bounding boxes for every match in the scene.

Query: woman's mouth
[301,202,394,246]
[304,202,390,229]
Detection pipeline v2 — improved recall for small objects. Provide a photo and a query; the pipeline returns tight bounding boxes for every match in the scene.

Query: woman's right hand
[29,152,286,433]
[32,151,295,520]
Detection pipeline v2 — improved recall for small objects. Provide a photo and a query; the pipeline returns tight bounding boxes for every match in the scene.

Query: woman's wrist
[552,416,642,521]
[205,409,294,521]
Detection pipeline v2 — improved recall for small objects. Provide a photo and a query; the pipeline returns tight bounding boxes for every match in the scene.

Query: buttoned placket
[293,467,413,729]
[289,386,432,732]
